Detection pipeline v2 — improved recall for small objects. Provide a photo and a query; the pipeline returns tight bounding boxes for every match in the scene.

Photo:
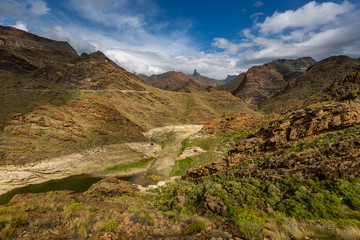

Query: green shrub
[141,214,154,225]
[184,222,206,235]
[68,200,82,211]
[235,212,264,238]
[103,220,118,232]
[0,221,7,231]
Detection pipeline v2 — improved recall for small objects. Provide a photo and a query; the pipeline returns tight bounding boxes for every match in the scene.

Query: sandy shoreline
[0,125,202,195]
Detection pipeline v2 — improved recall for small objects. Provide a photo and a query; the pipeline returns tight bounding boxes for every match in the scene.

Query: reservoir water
[0,174,131,205]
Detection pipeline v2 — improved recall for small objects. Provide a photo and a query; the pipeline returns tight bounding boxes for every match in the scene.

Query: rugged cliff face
[233,64,288,106]
[1,27,360,240]
[184,67,360,182]
[144,71,213,92]
[0,27,253,165]
[261,56,360,113]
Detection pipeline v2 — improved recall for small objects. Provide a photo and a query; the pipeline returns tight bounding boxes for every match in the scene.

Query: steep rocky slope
[0,27,254,166]
[144,71,211,92]
[185,66,360,181]
[233,64,288,106]
[216,73,245,93]
[2,26,360,240]
[0,26,77,67]
[261,56,360,113]
[191,69,223,86]
[218,57,316,108]
[269,57,316,81]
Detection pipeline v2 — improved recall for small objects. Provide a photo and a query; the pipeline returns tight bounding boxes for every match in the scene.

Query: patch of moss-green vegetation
[151,131,176,149]
[287,125,360,154]
[102,220,118,232]
[177,138,191,157]
[170,157,194,177]
[149,175,360,238]
[106,157,154,172]
[171,131,253,177]
[184,222,206,235]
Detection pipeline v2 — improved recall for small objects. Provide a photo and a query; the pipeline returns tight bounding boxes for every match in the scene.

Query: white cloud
[105,48,241,79]
[12,21,28,31]
[30,0,50,16]
[1,0,360,79]
[213,1,360,67]
[212,38,252,55]
[0,0,26,18]
[250,12,264,22]
[253,1,263,7]
[68,0,154,29]
[259,1,351,34]
[34,26,96,53]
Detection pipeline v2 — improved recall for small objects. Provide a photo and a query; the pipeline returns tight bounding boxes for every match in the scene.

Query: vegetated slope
[233,64,288,107]
[0,26,80,126]
[261,56,360,113]
[144,71,212,92]
[0,26,77,66]
[185,66,360,181]
[178,79,216,93]
[151,66,360,239]
[191,69,223,86]
[269,57,316,81]
[0,27,254,166]
[3,69,359,239]
[216,73,245,93]
[218,57,316,109]
[222,74,237,82]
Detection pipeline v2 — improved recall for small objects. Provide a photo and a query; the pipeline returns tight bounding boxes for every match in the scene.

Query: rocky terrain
[1,26,360,240]
[185,67,360,181]
[216,73,246,94]
[261,56,360,113]
[144,71,215,92]
[191,69,223,86]
[0,26,254,166]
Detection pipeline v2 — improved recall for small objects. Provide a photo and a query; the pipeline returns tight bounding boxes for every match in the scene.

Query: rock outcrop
[200,112,259,135]
[184,68,360,182]
[233,64,287,106]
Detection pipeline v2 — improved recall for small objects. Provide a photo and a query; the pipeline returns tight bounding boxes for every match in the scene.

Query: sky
[0,0,360,79]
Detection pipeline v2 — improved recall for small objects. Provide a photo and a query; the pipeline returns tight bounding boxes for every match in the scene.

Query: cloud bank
[213,1,360,67]
[0,0,359,79]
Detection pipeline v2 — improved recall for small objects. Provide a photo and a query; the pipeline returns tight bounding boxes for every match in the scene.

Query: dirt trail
[0,125,202,195]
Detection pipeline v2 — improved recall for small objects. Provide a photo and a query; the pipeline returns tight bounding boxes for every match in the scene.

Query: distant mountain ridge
[145,71,215,92]
[217,55,360,112]
[191,69,223,86]
[0,25,253,165]
[222,75,237,82]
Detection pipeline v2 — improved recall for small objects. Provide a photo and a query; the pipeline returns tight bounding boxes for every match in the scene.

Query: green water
[0,174,131,205]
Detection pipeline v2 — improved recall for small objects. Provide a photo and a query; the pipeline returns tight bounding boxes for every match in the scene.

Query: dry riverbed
[0,125,202,195]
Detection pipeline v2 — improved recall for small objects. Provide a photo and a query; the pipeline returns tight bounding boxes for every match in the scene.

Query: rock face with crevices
[184,67,360,182]
[233,64,288,106]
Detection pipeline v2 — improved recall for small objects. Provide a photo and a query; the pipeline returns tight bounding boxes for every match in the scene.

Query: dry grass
[264,218,360,240]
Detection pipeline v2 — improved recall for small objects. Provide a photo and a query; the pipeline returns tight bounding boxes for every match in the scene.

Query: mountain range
[1,26,360,240]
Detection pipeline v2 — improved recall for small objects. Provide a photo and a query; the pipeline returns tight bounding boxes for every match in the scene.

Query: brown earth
[261,56,360,113]
[0,177,243,240]
[200,112,261,135]
[145,71,214,92]
[0,28,255,166]
[184,67,360,182]
[233,64,287,106]
[216,73,245,94]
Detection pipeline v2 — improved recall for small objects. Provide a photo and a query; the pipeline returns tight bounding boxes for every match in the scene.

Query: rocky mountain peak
[193,69,200,76]
[0,25,77,55]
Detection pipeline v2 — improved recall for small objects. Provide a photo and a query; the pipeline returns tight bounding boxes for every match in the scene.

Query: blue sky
[0,0,360,79]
